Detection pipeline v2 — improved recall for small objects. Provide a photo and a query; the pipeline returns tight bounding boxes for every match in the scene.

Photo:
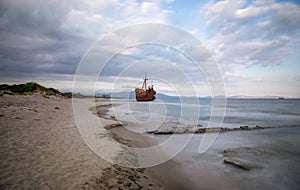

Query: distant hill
[106,91,288,100]
[228,95,284,99]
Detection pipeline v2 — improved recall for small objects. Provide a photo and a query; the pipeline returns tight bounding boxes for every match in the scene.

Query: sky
[0,0,299,97]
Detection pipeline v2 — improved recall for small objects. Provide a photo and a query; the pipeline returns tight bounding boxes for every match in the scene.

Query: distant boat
[135,74,156,101]
[278,97,284,100]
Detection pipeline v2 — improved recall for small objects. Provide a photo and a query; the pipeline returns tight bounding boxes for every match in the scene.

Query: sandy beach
[0,94,163,189]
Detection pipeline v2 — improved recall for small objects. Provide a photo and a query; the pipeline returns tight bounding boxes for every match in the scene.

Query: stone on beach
[240,126,249,130]
[147,125,264,135]
[104,121,123,130]
[223,147,262,155]
[223,159,252,170]
[223,147,265,171]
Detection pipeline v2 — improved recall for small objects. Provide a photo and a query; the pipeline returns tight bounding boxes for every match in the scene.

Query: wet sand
[105,122,245,190]
[105,116,189,190]
[95,103,190,190]
[95,101,237,190]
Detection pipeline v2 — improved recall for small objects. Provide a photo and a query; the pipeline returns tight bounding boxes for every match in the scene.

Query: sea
[107,97,300,190]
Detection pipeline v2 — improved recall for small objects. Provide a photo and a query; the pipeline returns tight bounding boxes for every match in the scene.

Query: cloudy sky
[0,0,299,97]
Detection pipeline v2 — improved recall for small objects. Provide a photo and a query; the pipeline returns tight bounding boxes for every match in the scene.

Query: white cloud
[204,0,300,67]
[189,28,199,35]
[141,2,160,13]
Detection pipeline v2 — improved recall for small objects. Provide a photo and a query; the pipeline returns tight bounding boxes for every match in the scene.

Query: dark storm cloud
[0,0,94,81]
[0,0,171,83]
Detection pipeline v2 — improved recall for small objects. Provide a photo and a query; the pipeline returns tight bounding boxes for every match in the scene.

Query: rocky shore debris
[223,147,263,155]
[223,159,251,170]
[91,103,120,120]
[104,130,131,146]
[223,147,264,170]
[104,121,124,130]
[147,125,264,135]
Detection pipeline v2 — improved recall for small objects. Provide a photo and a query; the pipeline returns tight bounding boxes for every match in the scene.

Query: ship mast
[142,74,148,91]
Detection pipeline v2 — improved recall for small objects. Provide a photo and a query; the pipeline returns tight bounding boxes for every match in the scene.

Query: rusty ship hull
[135,74,156,102]
[135,88,156,101]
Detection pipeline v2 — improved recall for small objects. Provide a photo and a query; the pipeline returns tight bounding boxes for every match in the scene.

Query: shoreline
[93,102,190,190]
[95,99,300,190]
[84,97,166,189]
[1,94,299,189]
[94,101,261,190]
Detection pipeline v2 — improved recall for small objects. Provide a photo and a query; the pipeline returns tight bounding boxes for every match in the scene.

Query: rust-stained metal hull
[135,88,156,101]
[135,74,156,102]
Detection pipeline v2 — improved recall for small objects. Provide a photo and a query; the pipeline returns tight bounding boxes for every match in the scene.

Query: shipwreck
[135,74,156,101]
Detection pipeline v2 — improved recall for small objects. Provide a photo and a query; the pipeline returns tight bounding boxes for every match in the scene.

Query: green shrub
[0,82,61,95]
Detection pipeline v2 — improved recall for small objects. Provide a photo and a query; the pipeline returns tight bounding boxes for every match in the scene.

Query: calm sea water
[109,97,300,190]
[111,98,300,129]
